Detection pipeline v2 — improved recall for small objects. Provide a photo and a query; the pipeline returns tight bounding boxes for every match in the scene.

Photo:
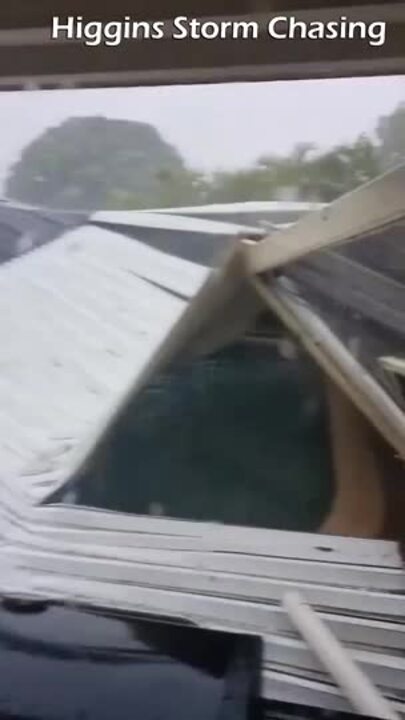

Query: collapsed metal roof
[0,172,404,715]
[0,200,85,263]
[286,228,405,408]
[133,201,325,231]
[90,209,264,267]
[0,223,209,503]
[0,170,404,499]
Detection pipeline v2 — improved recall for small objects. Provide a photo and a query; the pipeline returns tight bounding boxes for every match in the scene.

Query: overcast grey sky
[0,75,404,192]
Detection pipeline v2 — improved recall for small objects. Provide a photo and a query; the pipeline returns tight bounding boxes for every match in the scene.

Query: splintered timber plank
[246,165,405,273]
[8,548,405,617]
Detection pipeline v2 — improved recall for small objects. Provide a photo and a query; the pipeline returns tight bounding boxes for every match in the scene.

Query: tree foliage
[6,103,404,211]
[204,136,381,205]
[376,102,405,171]
[6,116,190,210]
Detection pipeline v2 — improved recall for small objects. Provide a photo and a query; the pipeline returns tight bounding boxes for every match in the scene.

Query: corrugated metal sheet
[92,210,263,236]
[91,211,265,268]
[0,223,208,502]
[133,201,325,228]
[137,201,327,215]
[0,200,83,264]
[286,227,405,412]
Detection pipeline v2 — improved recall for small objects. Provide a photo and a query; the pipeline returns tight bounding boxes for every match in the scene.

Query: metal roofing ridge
[91,210,264,236]
[0,222,209,281]
[133,201,327,214]
[0,196,89,221]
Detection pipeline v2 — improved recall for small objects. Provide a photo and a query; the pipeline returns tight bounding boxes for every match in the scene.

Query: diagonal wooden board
[286,249,405,337]
[250,274,405,461]
[245,164,405,274]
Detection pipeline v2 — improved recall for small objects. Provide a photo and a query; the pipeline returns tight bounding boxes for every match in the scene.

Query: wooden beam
[246,166,405,274]
[321,379,386,538]
[250,275,405,459]
[1,56,404,91]
[288,250,405,336]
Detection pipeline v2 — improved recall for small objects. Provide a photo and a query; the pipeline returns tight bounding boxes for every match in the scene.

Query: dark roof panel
[285,226,405,411]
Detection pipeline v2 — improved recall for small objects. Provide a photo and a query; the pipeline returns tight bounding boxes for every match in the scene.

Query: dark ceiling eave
[1,0,404,29]
[0,2,404,90]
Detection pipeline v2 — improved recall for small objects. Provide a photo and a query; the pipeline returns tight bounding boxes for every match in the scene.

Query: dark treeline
[6,103,405,211]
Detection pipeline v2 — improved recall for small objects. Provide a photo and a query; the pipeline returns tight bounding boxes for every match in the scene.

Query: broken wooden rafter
[245,164,405,273]
[250,274,405,460]
[287,249,405,336]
